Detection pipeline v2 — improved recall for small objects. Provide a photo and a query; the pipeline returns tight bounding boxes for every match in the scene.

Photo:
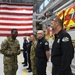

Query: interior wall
[67,29,75,40]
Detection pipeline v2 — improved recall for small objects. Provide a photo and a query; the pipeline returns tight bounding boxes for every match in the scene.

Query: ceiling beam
[37,0,63,19]
[41,0,74,24]
[53,0,74,14]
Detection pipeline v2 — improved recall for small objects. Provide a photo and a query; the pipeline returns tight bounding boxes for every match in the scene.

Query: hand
[17,50,21,55]
[12,50,18,55]
[13,51,17,55]
[12,50,17,55]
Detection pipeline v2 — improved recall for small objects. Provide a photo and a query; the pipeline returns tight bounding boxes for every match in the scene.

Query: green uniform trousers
[4,64,18,75]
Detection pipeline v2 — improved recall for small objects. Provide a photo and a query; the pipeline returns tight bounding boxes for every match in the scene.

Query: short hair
[11,29,17,33]
[53,16,63,28]
[32,34,37,39]
[37,30,44,34]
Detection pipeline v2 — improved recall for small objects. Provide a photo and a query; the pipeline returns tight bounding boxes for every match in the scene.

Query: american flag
[0,2,33,36]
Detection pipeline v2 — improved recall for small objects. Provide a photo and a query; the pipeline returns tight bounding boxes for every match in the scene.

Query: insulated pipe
[41,0,74,24]
[53,0,74,14]
[37,0,63,19]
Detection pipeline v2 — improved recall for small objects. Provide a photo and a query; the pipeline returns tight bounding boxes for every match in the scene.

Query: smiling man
[51,17,74,75]
[1,29,20,75]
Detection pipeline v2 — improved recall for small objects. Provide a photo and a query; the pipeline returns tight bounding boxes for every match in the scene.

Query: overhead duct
[33,13,44,16]
[41,0,74,24]
[33,19,43,22]
[37,0,63,19]
[53,0,74,14]
[42,0,63,14]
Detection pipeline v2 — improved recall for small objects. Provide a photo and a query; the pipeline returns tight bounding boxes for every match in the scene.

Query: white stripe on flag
[0,10,33,14]
[0,3,33,36]
[0,20,33,23]
[0,15,33,18]
[0,25,33,28]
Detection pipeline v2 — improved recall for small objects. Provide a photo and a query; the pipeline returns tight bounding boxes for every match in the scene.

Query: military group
[0,16,74,75]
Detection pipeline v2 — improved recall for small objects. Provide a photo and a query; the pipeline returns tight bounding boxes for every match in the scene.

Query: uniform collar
[8,36,17,42]
[38,37,44,42]
[55,29,63,38]
[57,29,63,35]
[32,40,37,44]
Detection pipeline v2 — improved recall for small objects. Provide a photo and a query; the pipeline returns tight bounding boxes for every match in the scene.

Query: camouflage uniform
[1,37,20,75]
[30,41,37,75]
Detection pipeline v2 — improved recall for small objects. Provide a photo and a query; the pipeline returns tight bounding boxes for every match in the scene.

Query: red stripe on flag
[0,17,32,21]
[0,23,33,26]
[0,28,33,31]
[0,3,33,36]
[0,12,33,16]
[0,7,33,11]
[0,33,33,36]
[0,2,33,6]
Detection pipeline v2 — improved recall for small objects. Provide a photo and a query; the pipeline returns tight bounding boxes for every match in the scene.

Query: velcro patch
[57,39,60,43]
[62,37,69,42]
[45,42,48,45]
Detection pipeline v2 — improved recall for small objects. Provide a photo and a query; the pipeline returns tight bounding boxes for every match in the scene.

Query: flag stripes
[0,2,33,36]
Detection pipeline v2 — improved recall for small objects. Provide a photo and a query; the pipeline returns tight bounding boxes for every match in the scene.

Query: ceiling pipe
[37,0,63,19]
[33,13,44,16]
[33,19,43,22]
[42,0,63,14]
[41,0,74,24]
[53,0,74,14]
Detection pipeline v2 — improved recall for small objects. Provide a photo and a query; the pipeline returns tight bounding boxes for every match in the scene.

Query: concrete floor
[0,52,52,75]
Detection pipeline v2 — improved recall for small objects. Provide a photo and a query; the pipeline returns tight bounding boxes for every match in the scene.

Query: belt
[36,57,47,60]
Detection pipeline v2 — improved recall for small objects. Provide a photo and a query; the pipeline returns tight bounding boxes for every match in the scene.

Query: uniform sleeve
[18,44,20,50]
[26,40,29,45]
[23,40,28,51]
[43,40,49,51]
[1,39,14,56]
[23,42,25,49]
[17,41,20,50]
[17,41,21,55]
[58,33,74,75]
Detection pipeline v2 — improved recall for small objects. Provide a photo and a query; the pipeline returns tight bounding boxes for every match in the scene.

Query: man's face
[37,33,44,39]
[50,19,57,30]
[30,35,35,41]
[11,30,18,39]
[23,37,26,40]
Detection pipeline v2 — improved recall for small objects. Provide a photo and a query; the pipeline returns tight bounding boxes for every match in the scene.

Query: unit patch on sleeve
[62,37,69,42]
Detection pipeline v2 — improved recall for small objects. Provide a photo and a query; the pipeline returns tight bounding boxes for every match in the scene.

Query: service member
[36,30,50,75]
[1,29,20,75]
[27,36,32,72]
[51,17,74,75]
[30,34,38,75]
[22,36,28,66]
